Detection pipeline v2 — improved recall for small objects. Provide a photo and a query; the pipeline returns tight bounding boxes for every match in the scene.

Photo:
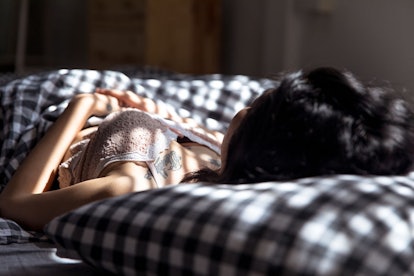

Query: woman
[1,67,414,230]
[0,88,223,231]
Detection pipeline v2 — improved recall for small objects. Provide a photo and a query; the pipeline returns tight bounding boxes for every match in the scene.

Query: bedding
[0,69,272,192]
[0,68,273,273]
[45,175,414,275]
[0,242,97,275]
[2,68,414,275]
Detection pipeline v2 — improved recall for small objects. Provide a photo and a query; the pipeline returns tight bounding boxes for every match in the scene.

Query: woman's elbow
[0,195,20,225]
[0,195,43,231]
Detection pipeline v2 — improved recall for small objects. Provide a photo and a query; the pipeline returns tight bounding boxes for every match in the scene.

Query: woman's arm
[1,93,121,195]
[0,93,137,230]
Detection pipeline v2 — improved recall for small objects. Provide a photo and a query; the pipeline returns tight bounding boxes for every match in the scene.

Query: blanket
[0,69,274,193]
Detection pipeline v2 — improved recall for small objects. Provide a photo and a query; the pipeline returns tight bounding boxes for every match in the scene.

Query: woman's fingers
[95,88,181,121]
[95,88,156,112]
[96,89,137,106]
[89,93,122,117]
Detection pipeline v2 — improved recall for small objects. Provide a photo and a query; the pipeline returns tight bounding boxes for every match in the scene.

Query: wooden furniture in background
[88,0,221,74]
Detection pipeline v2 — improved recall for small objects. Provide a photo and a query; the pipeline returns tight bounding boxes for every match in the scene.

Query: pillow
[45,175,414,275]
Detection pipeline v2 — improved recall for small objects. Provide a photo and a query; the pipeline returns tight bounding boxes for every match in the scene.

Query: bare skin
[0,89,222,231]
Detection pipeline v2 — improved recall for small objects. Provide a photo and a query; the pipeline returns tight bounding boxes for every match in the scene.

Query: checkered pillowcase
[45,174,414,275]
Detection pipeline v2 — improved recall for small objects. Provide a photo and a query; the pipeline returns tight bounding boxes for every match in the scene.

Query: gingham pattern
[0,218,48,245]
[45,174,414,275]
[0,69,272,244]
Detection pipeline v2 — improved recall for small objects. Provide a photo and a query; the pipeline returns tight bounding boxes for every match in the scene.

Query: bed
[1,68,414,275]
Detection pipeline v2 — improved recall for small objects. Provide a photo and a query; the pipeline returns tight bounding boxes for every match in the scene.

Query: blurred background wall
[1,0,414,99]
[223,0,414,100]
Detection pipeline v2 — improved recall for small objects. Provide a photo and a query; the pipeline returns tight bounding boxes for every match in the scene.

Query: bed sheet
[0,241,99,275]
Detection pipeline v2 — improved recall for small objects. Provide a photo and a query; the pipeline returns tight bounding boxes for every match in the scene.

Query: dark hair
[183,67,414,183]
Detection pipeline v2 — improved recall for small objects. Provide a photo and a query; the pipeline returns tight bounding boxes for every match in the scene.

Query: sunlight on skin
[97,88,224,143]
[61,89,223,191]
[0,89,224,231]
[151,141,220,188]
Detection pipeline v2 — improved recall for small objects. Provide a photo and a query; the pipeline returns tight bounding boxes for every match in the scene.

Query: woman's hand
[96,88,181,120]
[71,92,124,117]
[95,88,224,143]
[95,88,157,113]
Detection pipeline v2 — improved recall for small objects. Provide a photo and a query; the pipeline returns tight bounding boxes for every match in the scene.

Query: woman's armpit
[100,161,158,191]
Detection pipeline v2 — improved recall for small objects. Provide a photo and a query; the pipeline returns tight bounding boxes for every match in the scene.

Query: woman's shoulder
[147,140,221,187]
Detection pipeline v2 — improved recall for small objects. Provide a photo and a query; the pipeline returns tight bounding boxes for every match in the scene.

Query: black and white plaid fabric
[0,69,273,244]
[0,218,48,245]
[45,174,414,275]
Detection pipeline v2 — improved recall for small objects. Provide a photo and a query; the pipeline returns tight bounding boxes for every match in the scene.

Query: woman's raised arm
[0,93,128,230]
[2,93,121,195]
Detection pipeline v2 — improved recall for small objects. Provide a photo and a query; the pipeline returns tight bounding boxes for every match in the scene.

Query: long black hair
[183,67,414,183]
